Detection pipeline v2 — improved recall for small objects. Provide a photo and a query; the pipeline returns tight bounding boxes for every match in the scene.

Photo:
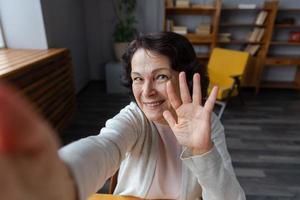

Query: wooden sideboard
[0,48,76,131]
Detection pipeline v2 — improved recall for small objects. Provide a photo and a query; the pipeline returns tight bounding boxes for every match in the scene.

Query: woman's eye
[156,74,169,81]
[133,77,143,82]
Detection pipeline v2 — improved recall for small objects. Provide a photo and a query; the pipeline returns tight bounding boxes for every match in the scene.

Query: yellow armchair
[207,48,250,118]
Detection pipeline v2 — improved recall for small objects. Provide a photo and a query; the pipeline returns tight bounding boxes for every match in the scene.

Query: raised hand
[0,83,76,200]
[163,72,218,155]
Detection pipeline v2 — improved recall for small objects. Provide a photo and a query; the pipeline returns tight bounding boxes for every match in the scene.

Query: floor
[60,81,300,200]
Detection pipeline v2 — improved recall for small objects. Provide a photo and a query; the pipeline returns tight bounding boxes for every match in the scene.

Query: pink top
[145,122,182,199]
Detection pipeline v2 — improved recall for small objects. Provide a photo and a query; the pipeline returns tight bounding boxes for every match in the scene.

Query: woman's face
[131,48,180,124]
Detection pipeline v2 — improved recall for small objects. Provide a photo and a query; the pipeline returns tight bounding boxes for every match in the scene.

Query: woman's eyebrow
[131,72,141,76]
[131,67,171,75]
[152,68,171,73]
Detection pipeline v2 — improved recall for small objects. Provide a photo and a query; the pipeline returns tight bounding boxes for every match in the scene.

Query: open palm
[163,72,218,155]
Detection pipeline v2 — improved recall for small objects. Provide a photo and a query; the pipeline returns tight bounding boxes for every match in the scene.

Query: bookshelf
[218,1,279,90]
[262,7,300,91]
[164,0,300,91]
[164,0,222,62]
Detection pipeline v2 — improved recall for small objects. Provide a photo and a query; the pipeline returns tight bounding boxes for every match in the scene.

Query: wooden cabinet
[0,48,76,131]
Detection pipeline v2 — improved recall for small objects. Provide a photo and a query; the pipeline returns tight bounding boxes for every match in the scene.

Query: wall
[83,0,164,80]
[41,0,90,92]
[0,0,48,49]
[83,0,115,80]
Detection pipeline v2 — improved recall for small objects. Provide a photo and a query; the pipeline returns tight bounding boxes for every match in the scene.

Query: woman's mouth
[143,100,165,108]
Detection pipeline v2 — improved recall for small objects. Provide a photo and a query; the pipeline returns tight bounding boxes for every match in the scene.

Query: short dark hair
[122,32,209,101]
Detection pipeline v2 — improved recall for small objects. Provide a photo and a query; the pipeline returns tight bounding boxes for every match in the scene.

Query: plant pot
[114,42,129,61]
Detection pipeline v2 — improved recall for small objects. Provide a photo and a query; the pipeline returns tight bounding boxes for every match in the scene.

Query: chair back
[207,48,250,100]
[208,48,249,80]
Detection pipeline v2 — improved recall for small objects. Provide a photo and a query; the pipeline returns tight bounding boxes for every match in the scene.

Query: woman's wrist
[191,142,213,156]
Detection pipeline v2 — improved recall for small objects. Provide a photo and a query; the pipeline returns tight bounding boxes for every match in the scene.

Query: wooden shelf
[218,40,264,45]
[185,33,212,44]
[220,23,265,27]
[260,81,300,89]
[278,8,300,12]
[165,7,215,15]
[270,41,300,45]
[222,7,271,11]
[274,24,300,29]
[196,53,210,59]
[265,56,300,65]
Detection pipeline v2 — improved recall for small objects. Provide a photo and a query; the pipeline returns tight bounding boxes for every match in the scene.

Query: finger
[0,83,58,155]
[204,86,218,112]
[192,73,202,105]
[163,110,176,128]
[166,80,181,110]
[179,72,192,104]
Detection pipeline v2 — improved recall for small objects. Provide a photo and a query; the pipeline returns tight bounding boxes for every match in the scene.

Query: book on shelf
[165,19,174,32]
[191,4,214,9]
[238,4,256,9]
[165,0,174,8]
[218,33,232,42]
[248,28,265,42]
[176,0,190,8]
[195,24,211,35]
[238,3,256,9]
[256,28,265,42]
[244,44,260,56]
[173,26,188,35]
[255,11,268,25]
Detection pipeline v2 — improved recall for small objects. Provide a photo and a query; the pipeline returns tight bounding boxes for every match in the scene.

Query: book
[176,0,190,8]
[173,26,188,35]
[255,11,268,25]
[238,4,256,9]
[256,28,265,42]
[245,44,260,56]
[165,19,174,32]
[165,0,174,8]
[195,24,211,35]
[191,4,214,9]
[248,28,265,42]
[218,33,232,42]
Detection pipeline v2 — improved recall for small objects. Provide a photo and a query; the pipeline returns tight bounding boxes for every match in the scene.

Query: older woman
[0,32,245,200]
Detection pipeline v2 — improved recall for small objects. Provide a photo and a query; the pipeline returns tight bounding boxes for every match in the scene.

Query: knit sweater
[59,102,246,200]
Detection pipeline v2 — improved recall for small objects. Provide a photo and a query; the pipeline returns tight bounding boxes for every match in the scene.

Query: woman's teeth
[144,101,164,107]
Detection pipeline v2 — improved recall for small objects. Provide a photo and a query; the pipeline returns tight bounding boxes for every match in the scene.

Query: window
[0,22,5,48]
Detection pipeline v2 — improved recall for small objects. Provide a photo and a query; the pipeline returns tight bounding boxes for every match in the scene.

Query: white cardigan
[59,102,246,200]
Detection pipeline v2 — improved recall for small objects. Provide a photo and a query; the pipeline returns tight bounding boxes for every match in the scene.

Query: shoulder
[114,102,145,123]
[104,102,148,134]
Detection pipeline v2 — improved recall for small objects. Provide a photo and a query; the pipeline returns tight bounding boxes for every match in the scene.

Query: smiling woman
[59,32,246,200]
[0,32,246,200]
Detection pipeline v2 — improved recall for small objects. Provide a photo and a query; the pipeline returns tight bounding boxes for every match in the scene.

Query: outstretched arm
[0,83,76,200]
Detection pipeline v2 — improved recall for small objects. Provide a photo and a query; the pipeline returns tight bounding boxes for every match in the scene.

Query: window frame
[0,20,6,48]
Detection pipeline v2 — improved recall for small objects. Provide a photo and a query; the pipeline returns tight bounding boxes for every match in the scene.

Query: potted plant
[113,0,137,61]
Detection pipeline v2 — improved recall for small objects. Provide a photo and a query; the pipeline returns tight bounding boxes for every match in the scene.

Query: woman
[0,32,245,200]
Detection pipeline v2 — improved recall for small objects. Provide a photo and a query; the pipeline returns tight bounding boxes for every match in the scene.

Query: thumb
[0,83,59,155]
[163,110,176,128]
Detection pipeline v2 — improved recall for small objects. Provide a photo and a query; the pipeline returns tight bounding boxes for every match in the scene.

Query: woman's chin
[145,112,167,124]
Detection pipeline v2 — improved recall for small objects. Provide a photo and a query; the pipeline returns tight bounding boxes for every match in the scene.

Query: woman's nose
[143,80,156,97]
